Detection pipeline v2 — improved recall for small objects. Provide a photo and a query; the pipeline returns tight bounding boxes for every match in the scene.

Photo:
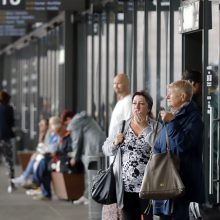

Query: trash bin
[87,154,105,220]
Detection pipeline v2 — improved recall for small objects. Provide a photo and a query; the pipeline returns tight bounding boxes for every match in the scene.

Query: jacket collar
[175,101,198,117]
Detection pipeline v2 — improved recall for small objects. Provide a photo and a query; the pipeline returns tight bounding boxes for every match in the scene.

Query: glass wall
[206,2,220,203]
[39,24,65,118]
[85,0,182,133]
[0,18,66,149]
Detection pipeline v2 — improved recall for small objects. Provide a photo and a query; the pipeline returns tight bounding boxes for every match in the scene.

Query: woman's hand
[133,111,147,127]
[113,133,125,146]
[160,110,175,122]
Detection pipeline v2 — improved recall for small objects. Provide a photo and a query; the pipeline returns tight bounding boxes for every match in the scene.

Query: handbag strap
[153,112,160,143]
[151,113,171,155]
[165,126,171,153]
[111,120,126,165]
[149,112,160,156]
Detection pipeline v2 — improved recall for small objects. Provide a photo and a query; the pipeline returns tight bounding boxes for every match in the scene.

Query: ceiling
[0,0,87,50]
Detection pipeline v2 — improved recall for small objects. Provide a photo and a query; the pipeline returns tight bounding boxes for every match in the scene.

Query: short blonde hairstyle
[168,80,193,102]
[49,116,62,130]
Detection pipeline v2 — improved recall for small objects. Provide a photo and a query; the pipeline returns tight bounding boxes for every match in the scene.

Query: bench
[51,172,84,201]
[17,151,34,170]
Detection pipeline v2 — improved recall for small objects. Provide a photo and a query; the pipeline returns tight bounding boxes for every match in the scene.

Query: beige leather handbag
[139,127,185,200]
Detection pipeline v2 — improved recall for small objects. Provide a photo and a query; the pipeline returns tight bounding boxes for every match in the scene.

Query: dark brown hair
[182,70,202,83]
[60,109,74,124]
[132,90,153,118]
[0,90,11,104]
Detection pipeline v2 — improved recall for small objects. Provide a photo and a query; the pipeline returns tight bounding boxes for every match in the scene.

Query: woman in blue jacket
[153,80,205,220]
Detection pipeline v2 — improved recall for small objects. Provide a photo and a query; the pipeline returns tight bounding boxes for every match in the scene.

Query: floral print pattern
[121,126,151,192]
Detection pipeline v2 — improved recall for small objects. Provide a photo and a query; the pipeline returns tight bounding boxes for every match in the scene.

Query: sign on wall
[0,0,85,11]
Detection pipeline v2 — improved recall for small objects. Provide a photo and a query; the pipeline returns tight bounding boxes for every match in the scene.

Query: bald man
[102,73,132,220]
[108,73,132,136]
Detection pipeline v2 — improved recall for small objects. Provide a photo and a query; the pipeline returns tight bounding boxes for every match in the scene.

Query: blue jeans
[22,159,35,178]
[32,157,51,198]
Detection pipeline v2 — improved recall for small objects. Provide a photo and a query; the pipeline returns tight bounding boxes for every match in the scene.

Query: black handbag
[139,126,185,200]
[91,162,117,204]
[91,120,126,204]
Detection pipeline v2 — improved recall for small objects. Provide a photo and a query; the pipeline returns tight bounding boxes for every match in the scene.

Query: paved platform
[0,164,88,220]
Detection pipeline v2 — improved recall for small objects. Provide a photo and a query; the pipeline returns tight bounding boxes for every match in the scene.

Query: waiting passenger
[12,118,59,188]
[102,91,161,220]
[182,70,202,111]
[31,115,81,200]
[0,90,16,193]
[102,73,132,220]
[153,80,205,220]
[60,109,75,129]
[67,111,106,205]
[12,118,49,187]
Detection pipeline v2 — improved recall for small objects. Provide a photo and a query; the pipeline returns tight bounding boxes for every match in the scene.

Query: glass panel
[160,11,169,108]
[137,7,145,90]
[93,14,100,120]
[87,15,93,115]
[207,2,220,203]
[147,11,157,113]
[125,0,134,88]
[173,11,182,82]
[58,24,65,113]
[101,12,107,130]
[117,12,124,73]
[108,11,116,119]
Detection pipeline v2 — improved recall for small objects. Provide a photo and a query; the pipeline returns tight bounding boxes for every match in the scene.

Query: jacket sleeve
[166,112,203,154]
[102,121,126,156]
[70,128,84,161]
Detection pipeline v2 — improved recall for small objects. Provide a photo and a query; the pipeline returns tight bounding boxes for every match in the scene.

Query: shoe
[7,184,17,193]
[26,188,42,196]
[11,175,27,187]
[32,195,51,201]
[84,200,89,205]
[73,196,89,205]
[22,182,38,189]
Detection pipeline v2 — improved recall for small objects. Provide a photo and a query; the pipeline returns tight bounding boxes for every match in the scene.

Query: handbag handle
[165,126,171,153]
[151,113,171,155]
[153,112,160,143]
[111,120,126,165]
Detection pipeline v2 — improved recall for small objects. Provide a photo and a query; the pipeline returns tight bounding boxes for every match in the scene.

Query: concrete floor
[0,164,89,220]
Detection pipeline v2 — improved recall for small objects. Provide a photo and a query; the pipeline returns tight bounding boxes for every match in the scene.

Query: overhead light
[32,22,43,29]
[153,0,170,7]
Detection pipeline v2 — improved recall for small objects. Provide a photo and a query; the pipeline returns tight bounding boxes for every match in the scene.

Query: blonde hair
[49,116,62,130]
[168,80,193,102]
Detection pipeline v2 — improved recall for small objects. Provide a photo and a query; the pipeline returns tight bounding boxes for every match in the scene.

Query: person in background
[30,115,77,200]
[22,109,75,196]
[67,111,106,205]
[0,90,16,193]
[102,73,132,220]
[11,118,50,187]
[102,91,161,220]
[182,70,204,219]
[182,70,202,111]
[153,80,205,220]
[108,73,132,136]
[60,109,75,129]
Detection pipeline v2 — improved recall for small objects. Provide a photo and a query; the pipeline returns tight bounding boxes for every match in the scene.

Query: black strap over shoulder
[112,120,126,165]
[121,120,126,133]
